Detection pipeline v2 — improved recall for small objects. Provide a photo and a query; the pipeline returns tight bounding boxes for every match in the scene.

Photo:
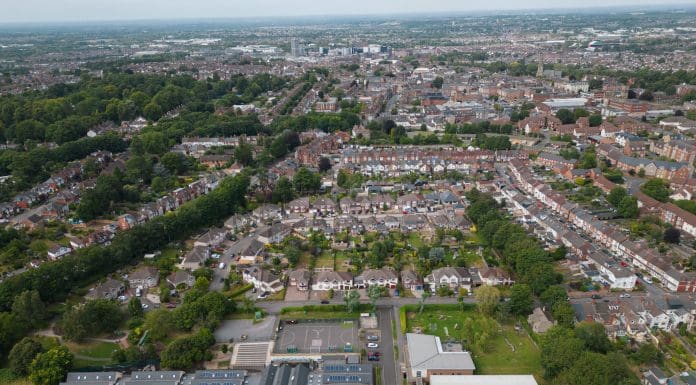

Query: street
[377,307,398,385]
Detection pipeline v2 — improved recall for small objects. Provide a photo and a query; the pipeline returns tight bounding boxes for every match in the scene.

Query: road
[254,296,474,315]
[377,307,398,385]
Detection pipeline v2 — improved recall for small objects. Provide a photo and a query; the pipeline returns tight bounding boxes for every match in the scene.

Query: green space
[405,304,542,378]
[65,341,120,368]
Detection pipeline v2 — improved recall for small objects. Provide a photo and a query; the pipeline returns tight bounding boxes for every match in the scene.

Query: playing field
[275,321,359,354]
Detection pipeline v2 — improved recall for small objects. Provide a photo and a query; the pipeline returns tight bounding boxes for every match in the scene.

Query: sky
[2,0,695,24]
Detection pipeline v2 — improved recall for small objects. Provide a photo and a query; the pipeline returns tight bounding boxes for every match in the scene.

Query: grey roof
[406,333,475,372]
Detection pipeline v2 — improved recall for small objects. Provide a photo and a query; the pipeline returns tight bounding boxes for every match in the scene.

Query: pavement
[376,307,398,385]
[213,316,277,343]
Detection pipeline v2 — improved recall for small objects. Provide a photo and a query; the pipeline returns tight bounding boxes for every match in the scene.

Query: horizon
[1,0,695,26]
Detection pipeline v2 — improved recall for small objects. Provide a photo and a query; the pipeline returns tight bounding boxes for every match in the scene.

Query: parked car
[367,335,379,341]
[257,291,269,300]
[591,294,601,300]
[367,343,379,349]
[619,293,631,298]
[320,300,330,304]
[286,320,297,324]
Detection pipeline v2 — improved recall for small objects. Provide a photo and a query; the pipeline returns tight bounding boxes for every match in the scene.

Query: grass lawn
[407,233,424,249]
[406,305,542,379]
[66,341,120,368]
[315,252,334,269]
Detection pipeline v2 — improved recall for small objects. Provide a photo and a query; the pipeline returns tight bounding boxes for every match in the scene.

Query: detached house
[180,246,210,270]
[85,278,125,300]
[242,267,283,293]
[128,266,159,289]
[256,223,292,244]
[401,269,423,291]
[312,270,354,291]
[167,270,195,289]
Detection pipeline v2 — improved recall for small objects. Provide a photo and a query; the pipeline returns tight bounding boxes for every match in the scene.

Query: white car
[367,343,379,349]
[619,294,631,298]
[141,303,149,309]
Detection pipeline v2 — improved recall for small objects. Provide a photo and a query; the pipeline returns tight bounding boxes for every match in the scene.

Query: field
[405,305,543,379]
[65,340,120,368]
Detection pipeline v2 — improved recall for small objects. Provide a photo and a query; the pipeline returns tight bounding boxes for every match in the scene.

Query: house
[477,267,514,286]
[426,267,472,292]
[401,269,423,291]
[229,237,266,264]
[311,270,353,291]
[287,269,311,291]
[354,267,398,289]
[85,279,125,300]
[167,270,195,289]
[47,243,72,261]
[405,333,475,382]
[194,227,228,248]
[256,223,292,244]
[180,246,210,270]
[242,267,283,293]
[527,307,554,334]
[128,266,159,289]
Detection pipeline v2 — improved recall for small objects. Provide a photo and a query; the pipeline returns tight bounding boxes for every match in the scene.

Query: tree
[523,263,561,295]
[143,309,175,342]
[631,343,662,365]
[552,302,577,328]
[272,176,295,203]
[607,187,628,208]
[9,337,43,375]
[578,150,597,169]
[292,167,321,193]
[12,290,46,329]
[617,196,639,219]
[664,227,681,244]
[555,351,639,385]
[419,290,431,313]
[574,321,612,354]
[29,345,73,385]
[128,297,144,318]
[344,290,360,313]
[508,284,534,316]
[556,109,575,124]
[367,285,382,311]
[61,299,124,342]
[318,157,332,172]
[540,285,568,309]
[640,178,670,202]
[160,328,215,370]
[160,152,188,175]
[588,114,602,127]
[432,76,444,89]
[475,285,501,316]
[540,326,584,378]
[234,143,254,166]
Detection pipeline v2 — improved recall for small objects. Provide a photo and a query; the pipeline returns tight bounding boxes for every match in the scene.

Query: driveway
[285,286,309,302]
[213,316,277,343]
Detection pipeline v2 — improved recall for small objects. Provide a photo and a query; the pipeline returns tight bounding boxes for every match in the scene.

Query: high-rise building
[290,38,305,57]
[536,54,544,78]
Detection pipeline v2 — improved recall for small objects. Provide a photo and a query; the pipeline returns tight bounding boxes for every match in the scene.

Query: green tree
[540,285,568,309]
[143,309,175,342]
[344,290,361,313]
[128,297,144,318]
[9,337,43,375]
[475,285,501,316]
[234,143,254,166]
[29,346,74,385]
[556,351,639,385]
[432,76,444,89]
[552,302,577,328]
[640,178,670,202]
[607,187,628,207]
[540,326,584,378]
[419,290,431,313]
[292,167,321,193]
[588,114,603,127]
[12,290,46,329]
[555,109,575,124]
[272,177,295,203]
[574,321,612,354]
[508,284,534,315]
[160,152,188,175]
[367,285,382,311]
[617,196,639,219]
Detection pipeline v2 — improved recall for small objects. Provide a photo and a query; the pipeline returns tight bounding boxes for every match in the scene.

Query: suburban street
[377,306,398,385]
